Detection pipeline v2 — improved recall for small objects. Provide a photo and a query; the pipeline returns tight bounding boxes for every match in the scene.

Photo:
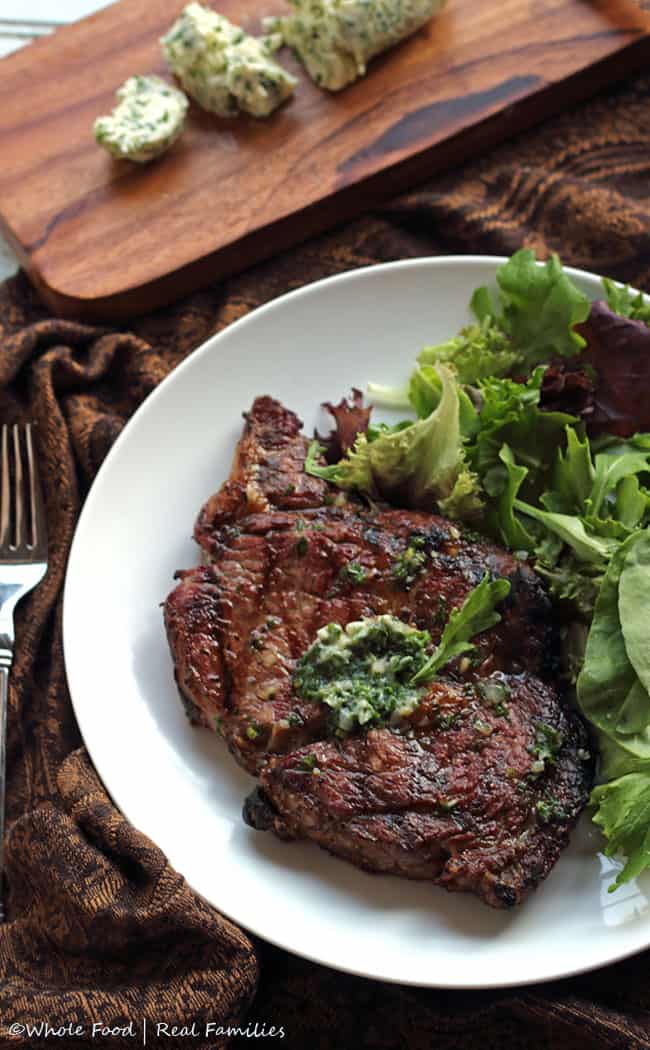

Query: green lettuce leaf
[437,465,485,521]
[408,365,479,436]
[470,285,494,323]
[305,435,374,494]
[472,250,591,369]
[616,681,650,738]
[513,500,616,564]
[616,475,649,531]
[577,532,650,765]
[365,383,410,409]
[602,277,650,325]
[485,443,534,551]
[306,366,482,515]
[591,773,650,890]
[412,575,511,684]
[467,368,575,496]
[589,450,650,518]
[618,531,650,698]
[544,427,595,515]
[417,316,521,385]
[596,734,650,780]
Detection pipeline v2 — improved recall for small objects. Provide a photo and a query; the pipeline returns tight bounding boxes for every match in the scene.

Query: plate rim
[62,254,650,989]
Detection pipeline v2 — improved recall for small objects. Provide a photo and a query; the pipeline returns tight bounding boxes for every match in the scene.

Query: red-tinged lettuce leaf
[575,300,650,437]
[539,360,595,418]
[316,388,371,462]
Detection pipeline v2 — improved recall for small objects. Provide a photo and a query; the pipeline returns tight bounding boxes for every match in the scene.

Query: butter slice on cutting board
[266,0,446,92]
[162,3,297,118]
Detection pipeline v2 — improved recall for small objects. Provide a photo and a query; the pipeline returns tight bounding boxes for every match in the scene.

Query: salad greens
[603,278,650,324]
[306,364,482,520]
[412,575,511,684]
[470,249,590,369]
[578,531,650,888]
[305,247,650,889]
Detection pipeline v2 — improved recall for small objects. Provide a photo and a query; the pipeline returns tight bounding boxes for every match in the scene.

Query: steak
[164,396,592,908]
[251,674,589,908]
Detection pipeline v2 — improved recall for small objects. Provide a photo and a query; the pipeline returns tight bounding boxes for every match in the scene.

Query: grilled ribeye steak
[164,396,592,907]
[251,674,590,908]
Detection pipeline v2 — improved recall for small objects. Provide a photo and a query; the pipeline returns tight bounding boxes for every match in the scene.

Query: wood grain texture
[1,0,650,320]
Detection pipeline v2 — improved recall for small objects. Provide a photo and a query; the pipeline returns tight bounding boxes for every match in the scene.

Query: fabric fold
[0,750,258,1050]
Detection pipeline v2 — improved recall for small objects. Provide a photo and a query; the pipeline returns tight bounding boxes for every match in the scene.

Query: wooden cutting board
[1,0,649,320]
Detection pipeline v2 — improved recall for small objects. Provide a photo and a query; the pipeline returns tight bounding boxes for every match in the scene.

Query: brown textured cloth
[2,70,650,1050]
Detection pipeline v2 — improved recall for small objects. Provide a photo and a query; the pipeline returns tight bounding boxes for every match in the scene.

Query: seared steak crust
[252,675,591,908]
[164,396,592,908]
[195,395,328,541]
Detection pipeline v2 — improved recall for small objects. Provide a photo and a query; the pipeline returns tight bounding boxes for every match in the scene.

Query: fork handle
[0,662,8,924]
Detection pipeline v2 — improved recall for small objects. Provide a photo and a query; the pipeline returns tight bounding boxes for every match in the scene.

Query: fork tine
[12,425,24,551]
[25,424,46,553]
[0,426,8,548]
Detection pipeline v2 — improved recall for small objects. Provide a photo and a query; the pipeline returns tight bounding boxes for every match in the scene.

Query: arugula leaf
[486,444,534,551]
[591,773,650,890]
[545,427,594,515]
[412,575,511,684]
[472,250,590,369]
[534,549,603,620]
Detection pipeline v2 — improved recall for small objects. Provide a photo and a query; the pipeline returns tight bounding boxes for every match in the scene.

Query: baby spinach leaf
[616,680,650,737]
[619,531,650,697]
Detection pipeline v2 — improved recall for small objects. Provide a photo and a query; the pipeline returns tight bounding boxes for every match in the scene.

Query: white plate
[63,257,650,988]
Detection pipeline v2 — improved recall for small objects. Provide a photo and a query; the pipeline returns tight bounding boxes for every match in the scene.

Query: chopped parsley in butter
[161,3,296,118]
[94,75,188,163]
[293,578,508,735]
[293,615,431,734]
[266,0,445,92]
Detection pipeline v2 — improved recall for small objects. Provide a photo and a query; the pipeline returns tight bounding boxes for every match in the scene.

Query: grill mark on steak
[252,675,592,908]
[164,396,592,908]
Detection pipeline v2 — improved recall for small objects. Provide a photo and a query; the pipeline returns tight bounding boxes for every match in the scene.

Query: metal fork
[0,424,48,921]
